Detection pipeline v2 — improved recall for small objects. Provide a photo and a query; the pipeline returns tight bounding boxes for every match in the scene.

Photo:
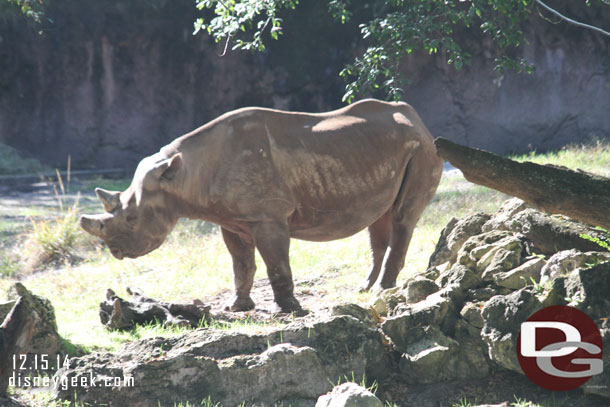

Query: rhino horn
[80,214,104,237]
[95,188,120,212]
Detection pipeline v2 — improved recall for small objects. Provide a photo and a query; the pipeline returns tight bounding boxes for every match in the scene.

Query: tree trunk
[0,297,36,397]
[434,137,610,230]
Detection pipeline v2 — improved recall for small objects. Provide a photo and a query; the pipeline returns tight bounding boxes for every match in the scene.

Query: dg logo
[517,305,604,391]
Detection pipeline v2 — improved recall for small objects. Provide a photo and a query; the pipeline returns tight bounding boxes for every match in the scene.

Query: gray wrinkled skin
[81,99,443,312]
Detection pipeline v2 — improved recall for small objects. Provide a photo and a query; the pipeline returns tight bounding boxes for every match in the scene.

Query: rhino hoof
[225,295,255,312]
[271,296,305,315]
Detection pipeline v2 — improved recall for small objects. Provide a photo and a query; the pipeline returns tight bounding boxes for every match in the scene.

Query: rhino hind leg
[362,211,392,291]
[250,221,303,314]
[374,153,443,290]
[221,227,256,312]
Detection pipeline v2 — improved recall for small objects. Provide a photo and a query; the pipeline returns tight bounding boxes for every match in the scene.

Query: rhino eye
[126,214,137,224]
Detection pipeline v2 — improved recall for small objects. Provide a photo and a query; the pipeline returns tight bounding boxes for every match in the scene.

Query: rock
[436,264,482,292]
[368,296,388,318]
[381,293,457,352]
[428,213,491,268]
[99,288,211,330]
[331,304,377,326]
[404,277,439,304]
[457,232,526,281]
[493,256,545,290]
[564,261,610,318]
[460,302,485,330]
[0,297,36,397]
[398,326,460,384]
[481,198,530,232]
[315,383,383,407]
[53,316,392,407]
[540,249,610,285]
[397,322,491,384]
[466,287,512,302]
[5,283,64,369]
[483,207,606,256]
[480,288,543,373]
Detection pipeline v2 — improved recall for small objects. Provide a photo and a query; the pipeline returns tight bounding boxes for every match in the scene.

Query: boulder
[381,293,457,352]
[331,304,378,327]
[480,288,543,373]
[436,264,483,293]
[540,249,610,285]
[564,261,610,318]
[457,232,526,281]
[315,383,383,407]
[397,326,461,384]
[1,297,36,397]
[480,198,530,232]
[4,283,64,368]
[493,257,545,290]
[53,316,392,407]
[404,277,439,304]
[483,207,606,256]
[428,213,491,268]
[459,302,485,330]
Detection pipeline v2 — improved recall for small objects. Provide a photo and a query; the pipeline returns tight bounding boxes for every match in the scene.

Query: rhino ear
[95,188,120,212]
[153,153,183,182]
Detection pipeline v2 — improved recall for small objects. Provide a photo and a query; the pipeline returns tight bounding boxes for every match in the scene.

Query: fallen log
[100,288,211,330]
[434,137,610,230]
[0,297,36,397]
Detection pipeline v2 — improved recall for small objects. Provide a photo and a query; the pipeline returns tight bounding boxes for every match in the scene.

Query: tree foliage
[1,0,46,22]
[194,0,610,102]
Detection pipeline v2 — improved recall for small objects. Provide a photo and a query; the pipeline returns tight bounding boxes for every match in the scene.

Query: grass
[452,398,473,407]
[513,139,610,177]
[1,142,609,352]
[511,397,542,407]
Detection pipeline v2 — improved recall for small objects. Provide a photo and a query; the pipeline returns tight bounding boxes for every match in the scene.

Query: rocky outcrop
[372,198,609,387]
[51,198,610,406]
[54,316,391,406]
[0,283,65,369]
[1,284,66,397]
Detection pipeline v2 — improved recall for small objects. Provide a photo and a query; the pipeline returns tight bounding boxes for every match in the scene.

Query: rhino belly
[287,182,398,242]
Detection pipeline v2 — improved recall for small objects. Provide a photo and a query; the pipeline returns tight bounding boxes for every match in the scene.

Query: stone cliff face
[0,0,608,170]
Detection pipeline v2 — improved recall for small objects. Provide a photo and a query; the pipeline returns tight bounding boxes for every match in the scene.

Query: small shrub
[0,143,50,175]
[22,201,83,271]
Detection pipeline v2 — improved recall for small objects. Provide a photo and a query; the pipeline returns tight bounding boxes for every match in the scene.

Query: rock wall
[0,0,608,170]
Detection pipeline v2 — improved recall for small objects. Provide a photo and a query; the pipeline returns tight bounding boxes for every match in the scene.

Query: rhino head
[80,153,183,260]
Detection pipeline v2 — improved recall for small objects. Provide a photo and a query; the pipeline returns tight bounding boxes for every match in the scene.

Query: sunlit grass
[512,139,610,177]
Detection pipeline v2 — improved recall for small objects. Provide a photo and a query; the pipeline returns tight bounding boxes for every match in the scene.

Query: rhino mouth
[110,248,124,260]
[109,239,164,260]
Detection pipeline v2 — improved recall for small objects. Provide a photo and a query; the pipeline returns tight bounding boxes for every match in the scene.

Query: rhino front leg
[251,221,302,313]
[221,227,256,311]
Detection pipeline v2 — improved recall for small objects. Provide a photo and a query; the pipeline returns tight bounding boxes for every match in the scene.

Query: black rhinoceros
[81,99,443,312]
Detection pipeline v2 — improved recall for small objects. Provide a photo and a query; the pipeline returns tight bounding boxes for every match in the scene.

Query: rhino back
[170,100,439,240]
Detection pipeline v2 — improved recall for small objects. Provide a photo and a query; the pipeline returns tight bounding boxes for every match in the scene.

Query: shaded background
[0,0,608,170]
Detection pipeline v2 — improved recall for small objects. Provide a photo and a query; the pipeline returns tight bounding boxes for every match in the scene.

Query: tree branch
[535,0,610,38]
[434,137,610,230]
